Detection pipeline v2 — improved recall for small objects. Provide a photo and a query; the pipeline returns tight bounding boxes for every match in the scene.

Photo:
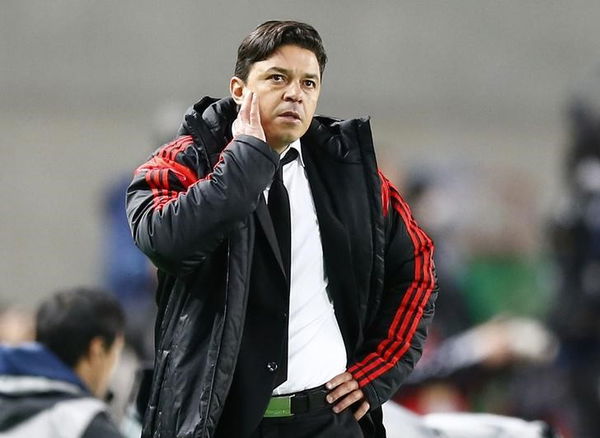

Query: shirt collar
[280,139,305,167]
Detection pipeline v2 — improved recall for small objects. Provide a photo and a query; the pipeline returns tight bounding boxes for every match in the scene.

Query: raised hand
[232,91,266,142]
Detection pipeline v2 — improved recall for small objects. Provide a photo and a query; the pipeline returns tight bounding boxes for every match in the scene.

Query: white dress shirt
[264,139,347,395]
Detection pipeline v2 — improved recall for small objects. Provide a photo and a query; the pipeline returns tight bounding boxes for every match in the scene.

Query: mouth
[277,111,302,123]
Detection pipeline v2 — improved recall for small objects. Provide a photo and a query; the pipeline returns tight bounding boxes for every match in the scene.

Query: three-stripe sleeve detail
[135,135,199,211]
[348,171,435,387]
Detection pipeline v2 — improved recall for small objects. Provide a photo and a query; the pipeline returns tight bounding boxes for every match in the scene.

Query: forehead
[249,44,320,76]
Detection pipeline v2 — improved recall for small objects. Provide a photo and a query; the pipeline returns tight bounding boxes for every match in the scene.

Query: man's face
[231,44,321,150]
[87,334,124,399]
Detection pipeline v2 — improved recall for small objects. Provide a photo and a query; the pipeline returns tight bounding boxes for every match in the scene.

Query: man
[127,20,437,438]
[0,288,125,437]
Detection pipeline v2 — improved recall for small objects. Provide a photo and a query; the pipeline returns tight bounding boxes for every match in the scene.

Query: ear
[230,76,246,105]
[87,336,106,361]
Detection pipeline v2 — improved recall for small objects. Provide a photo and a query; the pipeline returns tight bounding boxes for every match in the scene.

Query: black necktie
[268,148,298,388]
[268,148,299,280]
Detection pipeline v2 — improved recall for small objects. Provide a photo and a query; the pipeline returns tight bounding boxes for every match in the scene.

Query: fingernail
[326,383,332,389]
[332,406,339,413]
[326,396,333,403]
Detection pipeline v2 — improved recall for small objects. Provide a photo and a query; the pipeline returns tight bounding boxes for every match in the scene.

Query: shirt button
[267,362,278,372]
[282,312,288,319]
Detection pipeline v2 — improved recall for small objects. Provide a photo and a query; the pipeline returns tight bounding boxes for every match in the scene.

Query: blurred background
[3,1,600,437]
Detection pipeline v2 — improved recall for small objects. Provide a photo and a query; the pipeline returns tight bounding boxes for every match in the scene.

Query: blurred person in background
[0,306,34,345]
[547,64,600,437]
[126,20,437,438]
[393,168,560,428]
[0,287,125,437]
[382,401,560,438]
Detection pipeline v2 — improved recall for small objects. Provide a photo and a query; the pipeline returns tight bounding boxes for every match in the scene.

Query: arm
[327,171,438,417]
[126,93,278,274]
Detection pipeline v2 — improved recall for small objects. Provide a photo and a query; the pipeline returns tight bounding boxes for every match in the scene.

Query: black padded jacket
[126,96,438,438]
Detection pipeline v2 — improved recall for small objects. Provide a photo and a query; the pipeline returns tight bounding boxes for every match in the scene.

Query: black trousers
[250,406,364,438]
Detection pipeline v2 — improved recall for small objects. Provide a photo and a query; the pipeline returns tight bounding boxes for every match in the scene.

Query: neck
[74,360,100,397]
[272,143,288,154]
[267,136,296,155]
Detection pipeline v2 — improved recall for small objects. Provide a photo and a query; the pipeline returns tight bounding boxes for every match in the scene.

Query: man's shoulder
[304,115,375,163]
[172,96,237,162]
[181,96,237,139]
[312,114,371,132]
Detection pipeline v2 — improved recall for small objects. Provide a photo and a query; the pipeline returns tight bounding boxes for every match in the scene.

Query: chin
[268,133,300,149]
[282,128,308,143]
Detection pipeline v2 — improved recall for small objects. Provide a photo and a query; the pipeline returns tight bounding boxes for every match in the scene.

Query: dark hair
[234,20,327,81]
[35,287,125,367]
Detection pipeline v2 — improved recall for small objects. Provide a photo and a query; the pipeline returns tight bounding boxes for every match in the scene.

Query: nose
[283,81,303,102]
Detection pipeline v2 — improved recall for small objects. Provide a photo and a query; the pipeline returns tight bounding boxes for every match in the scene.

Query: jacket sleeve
[126,134,279,274]
[348,171,438,409]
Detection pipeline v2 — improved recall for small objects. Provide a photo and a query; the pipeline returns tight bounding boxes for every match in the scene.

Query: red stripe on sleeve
[135,136,200,211]
[134,136,235,212]
[144,170,160,209]
[380,171,390,217]
[158,135,194,162]
[348,172,435,387]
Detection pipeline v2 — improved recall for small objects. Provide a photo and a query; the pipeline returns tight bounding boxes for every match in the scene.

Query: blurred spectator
[0,306,34,344]
[403,167,472,338]
[0,287,125,437]
[395,165,563,431]
[547,64,600,437]
[382,400,560,438]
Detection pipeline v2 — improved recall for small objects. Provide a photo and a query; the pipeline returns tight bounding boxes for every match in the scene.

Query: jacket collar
[0,343,88,393]
[279,139,305,167]
[182,96,370,164]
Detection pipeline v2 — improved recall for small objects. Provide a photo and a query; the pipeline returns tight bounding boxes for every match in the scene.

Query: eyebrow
[264,67,320,81]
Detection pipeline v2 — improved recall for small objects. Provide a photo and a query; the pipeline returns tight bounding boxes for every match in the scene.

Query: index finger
[239,91,252,122]
[325,372,353,390]
[249,92,261,126]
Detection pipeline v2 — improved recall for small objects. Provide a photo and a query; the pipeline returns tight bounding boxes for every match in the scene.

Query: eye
[304,79,317,88]
[270,74,285,83]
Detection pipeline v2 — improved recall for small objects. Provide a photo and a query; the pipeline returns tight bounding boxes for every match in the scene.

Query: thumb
[231,119,240,138]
